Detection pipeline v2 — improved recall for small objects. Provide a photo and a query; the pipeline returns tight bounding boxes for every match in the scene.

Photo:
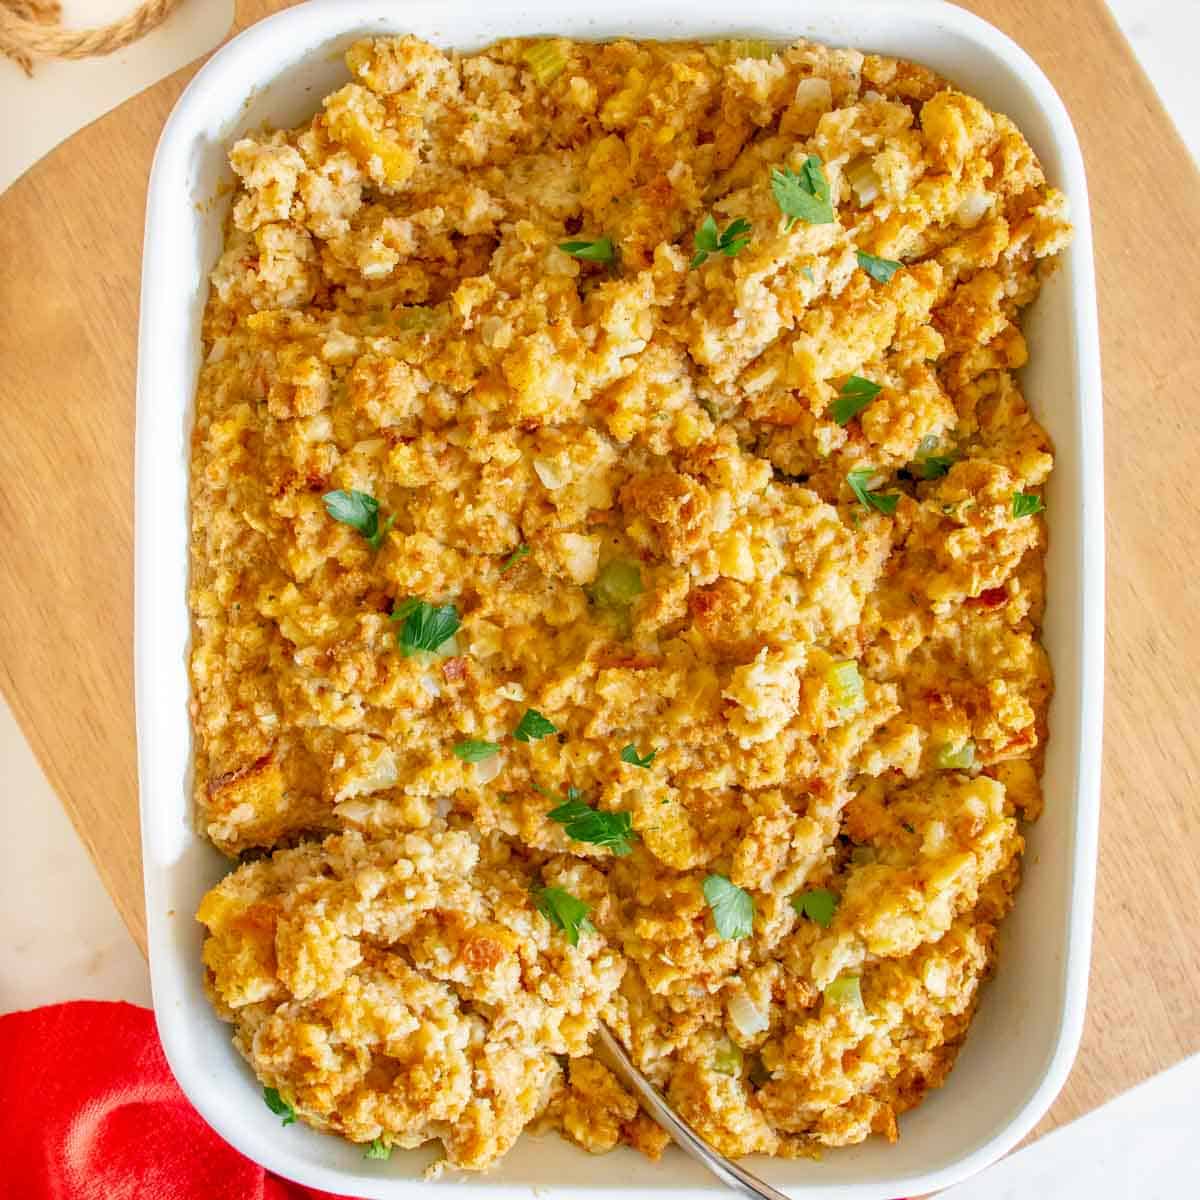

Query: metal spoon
[595,1024,791,1200]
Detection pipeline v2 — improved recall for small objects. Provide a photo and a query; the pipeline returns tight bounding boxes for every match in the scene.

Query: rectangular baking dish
[134,1,1104,1196]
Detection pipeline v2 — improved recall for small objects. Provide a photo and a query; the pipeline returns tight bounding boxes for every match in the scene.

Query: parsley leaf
[918,455,955,479]
[856,250,902,283]
[390,598,460,656]
[513,708,557,742]
[364,1138,392,1160]
[771,157,835,229]
[703,874,755,940]
[322,489,395,551]
[547,793,637,856]
[499,543,530,573]
[560,237,615,263]
[453,739,500,762]
[620,744,657,768]
[690,214,752,268]
[533,885,594,946]
[847,468,900,516]
[828,375,882,426]
[792,888,839,928]
[263,1087,296,1126]
[1012,491,1045,518]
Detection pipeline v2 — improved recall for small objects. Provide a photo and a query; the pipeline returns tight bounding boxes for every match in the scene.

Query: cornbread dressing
[191,32,1069,1174]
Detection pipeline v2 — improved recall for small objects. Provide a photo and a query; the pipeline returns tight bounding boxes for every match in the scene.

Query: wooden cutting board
[1,0,1197,1142]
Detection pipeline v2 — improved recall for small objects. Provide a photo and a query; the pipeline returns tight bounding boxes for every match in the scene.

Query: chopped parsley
[829,375,882,426]
[856,250,902,283]
[322,489,395,551]
[847,468,900,516]
[1012,491,1045,518]
[452,739,501,763]
[547,790,637,856]
[499,543,530,573]
[792,888,839,928]
[918,455,955,479]
[391,598,460,656]
[559,237,615,263]
[513,708,557,742]
[703,874,755,940]
[364,1138,392,1160]
[771,157,835,228]
[620,744,657,769]
[690,215,752,268]
[262,1087,296,1126]
[533,885,594,946]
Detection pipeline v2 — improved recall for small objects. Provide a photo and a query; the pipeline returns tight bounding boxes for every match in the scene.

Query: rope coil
[1,0,184,75]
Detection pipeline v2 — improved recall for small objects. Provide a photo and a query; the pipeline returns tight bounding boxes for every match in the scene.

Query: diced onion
[533,457,567,490]
[474,754,503,785]
[322,330,359,361]
[333,800,372,824]
[728,992,770,1038]
[419,673,442,698]
[845,156,881,206]
[954,191,992,226]
[793,76,833,110]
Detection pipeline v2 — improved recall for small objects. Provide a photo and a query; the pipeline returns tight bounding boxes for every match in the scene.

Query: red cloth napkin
[0,1000,347,1200]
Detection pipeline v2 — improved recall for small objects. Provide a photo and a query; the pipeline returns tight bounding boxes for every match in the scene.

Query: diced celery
[590,559,644,609]
[521,39,569,86]
[935,740,976,770]
[394,305,438,333]
[709,39,775,62]
[823,974,863,1010]
[845,155,881,206]
[825,659,865,714]
[711,1039,744,1076]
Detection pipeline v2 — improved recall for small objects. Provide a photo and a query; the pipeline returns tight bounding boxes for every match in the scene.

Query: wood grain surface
[0,0,1197,1141]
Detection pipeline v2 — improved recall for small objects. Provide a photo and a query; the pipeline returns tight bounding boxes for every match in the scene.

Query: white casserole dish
[134,1,1104,1196]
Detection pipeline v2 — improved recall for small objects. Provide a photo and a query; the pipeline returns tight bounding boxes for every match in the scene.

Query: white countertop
[1,1,1197,1193]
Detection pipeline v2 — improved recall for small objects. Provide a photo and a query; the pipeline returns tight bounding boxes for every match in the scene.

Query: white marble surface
[1,0,1198,1193]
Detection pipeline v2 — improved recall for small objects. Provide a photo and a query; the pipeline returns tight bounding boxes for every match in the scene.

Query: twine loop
[1,0,184,76]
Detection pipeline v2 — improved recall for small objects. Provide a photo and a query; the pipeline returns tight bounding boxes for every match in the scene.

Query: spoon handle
[596,1025,792,1200]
